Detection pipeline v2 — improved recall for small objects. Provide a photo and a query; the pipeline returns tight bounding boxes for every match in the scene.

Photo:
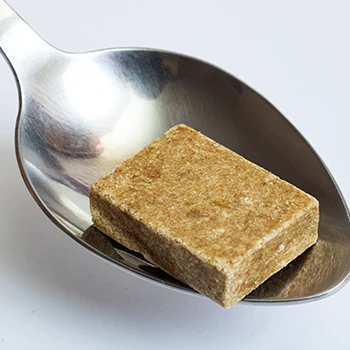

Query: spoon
[1,0,349,304]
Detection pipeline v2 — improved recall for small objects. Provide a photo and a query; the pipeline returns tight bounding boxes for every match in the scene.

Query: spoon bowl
[1,0,349,303]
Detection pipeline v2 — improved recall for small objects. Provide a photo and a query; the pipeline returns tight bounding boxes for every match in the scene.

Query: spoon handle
[0,0,55,79]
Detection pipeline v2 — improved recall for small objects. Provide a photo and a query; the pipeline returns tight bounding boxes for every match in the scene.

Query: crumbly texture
[90,124,319,307]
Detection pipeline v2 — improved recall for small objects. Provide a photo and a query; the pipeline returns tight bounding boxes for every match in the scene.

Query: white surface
[1,0,350,349]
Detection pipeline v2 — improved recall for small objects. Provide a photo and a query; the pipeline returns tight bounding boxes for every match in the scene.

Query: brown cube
[90,124,319,307]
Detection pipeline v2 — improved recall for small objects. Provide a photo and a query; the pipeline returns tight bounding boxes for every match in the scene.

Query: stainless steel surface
[0,0,349,303]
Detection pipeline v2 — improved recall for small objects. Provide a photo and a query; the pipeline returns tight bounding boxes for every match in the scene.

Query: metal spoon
[1,0,349,304]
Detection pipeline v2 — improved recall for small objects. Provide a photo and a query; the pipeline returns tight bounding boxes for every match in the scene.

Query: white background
[1,0,350,349]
